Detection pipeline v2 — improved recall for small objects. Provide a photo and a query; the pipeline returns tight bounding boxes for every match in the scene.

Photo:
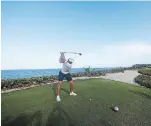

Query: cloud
[74,42,151,68]
[1,42,151,69]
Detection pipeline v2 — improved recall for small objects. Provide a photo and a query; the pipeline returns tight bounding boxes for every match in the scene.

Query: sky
[1,1,151,70]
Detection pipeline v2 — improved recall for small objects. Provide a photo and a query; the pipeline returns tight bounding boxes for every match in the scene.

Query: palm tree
[83,66,95,76]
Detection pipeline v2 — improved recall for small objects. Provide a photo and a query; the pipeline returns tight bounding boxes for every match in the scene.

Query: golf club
[61,52,82,56]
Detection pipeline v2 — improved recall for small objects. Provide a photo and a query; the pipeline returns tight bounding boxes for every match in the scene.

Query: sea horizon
[1,67,114,80]
[1,66,116,71]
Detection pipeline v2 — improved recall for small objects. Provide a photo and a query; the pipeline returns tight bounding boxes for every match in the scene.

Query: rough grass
[138,68,151,76]
[135,68,151,89]
[2,79,151,126]
[135,75,151,88]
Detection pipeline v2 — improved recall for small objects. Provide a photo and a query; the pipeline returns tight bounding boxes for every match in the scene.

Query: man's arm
[59,52,66,63]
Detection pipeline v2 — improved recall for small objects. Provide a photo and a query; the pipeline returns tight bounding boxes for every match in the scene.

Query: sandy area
[1,70,140,93]
[99,70,140,85]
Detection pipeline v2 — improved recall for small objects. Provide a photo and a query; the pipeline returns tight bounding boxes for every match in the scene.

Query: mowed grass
[2,79,151,126]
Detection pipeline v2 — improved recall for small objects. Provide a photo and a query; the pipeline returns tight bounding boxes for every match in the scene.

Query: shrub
[138,69,151,76]
[135,75,151,89]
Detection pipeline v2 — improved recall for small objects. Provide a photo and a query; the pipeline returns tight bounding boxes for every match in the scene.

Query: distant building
[132,64,151,68]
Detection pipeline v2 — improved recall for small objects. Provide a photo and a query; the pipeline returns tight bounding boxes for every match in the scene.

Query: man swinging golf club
[56,52,81,102]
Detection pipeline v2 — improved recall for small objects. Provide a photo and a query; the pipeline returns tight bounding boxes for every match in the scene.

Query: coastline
[1,70,140,94]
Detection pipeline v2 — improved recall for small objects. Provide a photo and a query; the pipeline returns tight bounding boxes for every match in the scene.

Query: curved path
[100,70,140,85]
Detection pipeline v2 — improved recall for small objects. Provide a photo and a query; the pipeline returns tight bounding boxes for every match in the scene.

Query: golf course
[2,1,151,126]
[2,78,151,126]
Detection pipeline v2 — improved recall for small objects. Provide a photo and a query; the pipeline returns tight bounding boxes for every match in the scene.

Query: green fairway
[1,79,151,126]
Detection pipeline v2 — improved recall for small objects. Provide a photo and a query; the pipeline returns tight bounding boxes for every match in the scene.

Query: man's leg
[69,80,74,93]
[69,80,77,96]
[65,73,75,93]
[57,81,63,96]
[56,71,64,101]
[65,73,77,96]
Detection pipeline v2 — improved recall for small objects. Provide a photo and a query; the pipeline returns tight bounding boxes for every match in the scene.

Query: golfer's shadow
[51,83,69,98]
[61,88,70,94]
[51,83,58,97]
[46,103,79,126]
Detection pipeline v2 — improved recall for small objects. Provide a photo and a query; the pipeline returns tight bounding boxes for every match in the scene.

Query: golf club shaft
[61,52,81,55]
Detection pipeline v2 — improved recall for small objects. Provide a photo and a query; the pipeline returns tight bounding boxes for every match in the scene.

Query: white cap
[68,58,74,63]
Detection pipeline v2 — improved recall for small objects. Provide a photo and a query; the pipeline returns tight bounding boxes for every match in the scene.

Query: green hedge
[1,76,57,90]
[135,75,151,89]
[135,69,151,89]
[138,69,151,76]
[1,69,124,90]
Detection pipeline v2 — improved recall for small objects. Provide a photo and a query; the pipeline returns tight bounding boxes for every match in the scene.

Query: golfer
[56,52,77,102]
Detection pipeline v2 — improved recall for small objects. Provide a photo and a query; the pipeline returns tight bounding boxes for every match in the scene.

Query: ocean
[1,68,110,80]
